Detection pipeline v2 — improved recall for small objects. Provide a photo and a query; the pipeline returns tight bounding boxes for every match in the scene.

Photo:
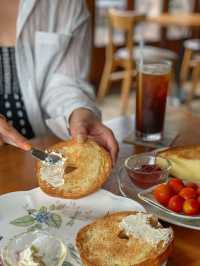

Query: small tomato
[197,196,200,205]
[183,199,200,215]
[196,187,200,195]
[186,182,198,190]
[179,187,197,200]
[168,178,184,194]
[168,195,184,213]
[153,184,173,205]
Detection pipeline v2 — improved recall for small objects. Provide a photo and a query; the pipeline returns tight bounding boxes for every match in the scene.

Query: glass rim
[136,59,172,66]
[124,154,171,175]
[136,59,172,74]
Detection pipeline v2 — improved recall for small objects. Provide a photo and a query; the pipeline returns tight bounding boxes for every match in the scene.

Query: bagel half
[76,211,174,266]
[36,139,112,199]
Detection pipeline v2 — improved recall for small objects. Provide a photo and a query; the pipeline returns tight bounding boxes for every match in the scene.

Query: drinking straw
[137,35,144,118]
[139,35,144,72]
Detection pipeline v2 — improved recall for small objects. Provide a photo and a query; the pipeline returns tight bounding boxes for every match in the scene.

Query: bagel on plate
[76,211,174,266]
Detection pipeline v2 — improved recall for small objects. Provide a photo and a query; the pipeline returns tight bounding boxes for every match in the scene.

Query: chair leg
[97,62,113,102]
[187,63,200,106]
[180,48,192,85]
[120,70,132,114]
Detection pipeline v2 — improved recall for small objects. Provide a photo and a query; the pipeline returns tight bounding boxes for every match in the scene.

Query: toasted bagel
[159,145,200,182]
[76,211,173,266]
[36,139,112,199]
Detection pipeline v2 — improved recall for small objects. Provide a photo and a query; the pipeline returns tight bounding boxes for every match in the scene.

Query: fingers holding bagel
[70,122,88,144]
[69,108,119,165]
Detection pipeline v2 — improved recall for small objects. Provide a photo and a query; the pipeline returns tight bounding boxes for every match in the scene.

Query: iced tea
[136,61,171,141]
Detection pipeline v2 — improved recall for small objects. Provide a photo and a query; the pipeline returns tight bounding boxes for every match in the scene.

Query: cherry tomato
[197,196,200,205]
[168,178,184,194]
[179,187,197,200]
[153,184,173,205]
[186,182,198,190]
[167,195,184,213]
[196,187,200,195]
[183,199,200,215]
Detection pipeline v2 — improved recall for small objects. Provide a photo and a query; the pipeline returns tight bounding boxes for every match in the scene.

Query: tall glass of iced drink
[136,60,171,141]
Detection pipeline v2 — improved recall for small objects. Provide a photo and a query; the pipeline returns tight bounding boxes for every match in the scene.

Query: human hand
[69,108,119,165]
[0,115,31,150]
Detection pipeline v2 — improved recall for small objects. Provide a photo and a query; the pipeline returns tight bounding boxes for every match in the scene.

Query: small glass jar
[1,231,67,266]
[124,154,171,190]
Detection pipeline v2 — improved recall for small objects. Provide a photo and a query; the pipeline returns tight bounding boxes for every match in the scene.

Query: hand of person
[0,114,31,150]
[69,108,119,165]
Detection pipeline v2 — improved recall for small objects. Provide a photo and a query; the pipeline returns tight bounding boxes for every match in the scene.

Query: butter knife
[31,148,61,164]
[3,137,61,164]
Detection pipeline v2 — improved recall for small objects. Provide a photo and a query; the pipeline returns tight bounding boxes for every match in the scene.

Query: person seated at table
[0,0,118,163]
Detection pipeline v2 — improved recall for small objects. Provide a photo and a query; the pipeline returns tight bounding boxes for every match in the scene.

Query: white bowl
[1,231,67,266]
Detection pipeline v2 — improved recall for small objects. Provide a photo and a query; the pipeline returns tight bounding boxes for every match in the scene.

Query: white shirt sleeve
[40,2,101,129]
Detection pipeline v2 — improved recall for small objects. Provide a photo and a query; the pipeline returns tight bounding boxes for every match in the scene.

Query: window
[134,0,162,42]
[95,0,162,46]
[95,0,126,47]
[167,0,195,39]
[94,0,196,46]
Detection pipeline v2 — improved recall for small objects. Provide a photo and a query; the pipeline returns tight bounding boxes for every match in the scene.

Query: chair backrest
[108,9,145,32]
[107,9,146,61]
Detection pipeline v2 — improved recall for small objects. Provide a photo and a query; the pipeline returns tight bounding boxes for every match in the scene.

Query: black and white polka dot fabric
[0,47,35,139]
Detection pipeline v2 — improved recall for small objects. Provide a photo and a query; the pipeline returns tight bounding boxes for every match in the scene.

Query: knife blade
[31,148,61,164]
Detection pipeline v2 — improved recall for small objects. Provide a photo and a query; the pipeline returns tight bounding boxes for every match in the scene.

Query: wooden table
[148,13,200,28]
[0,109,200,266]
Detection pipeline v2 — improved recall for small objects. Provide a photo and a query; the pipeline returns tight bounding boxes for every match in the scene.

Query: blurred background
[86,0,200,120]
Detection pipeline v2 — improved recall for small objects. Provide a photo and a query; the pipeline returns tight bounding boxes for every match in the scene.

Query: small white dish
[1,231,67,266]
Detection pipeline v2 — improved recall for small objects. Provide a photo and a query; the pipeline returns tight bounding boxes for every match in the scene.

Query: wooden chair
[97,9,144,114]
[97,9,177,114]
[180,39,200,85]
[187,55,200,105]
[180,39,200,105]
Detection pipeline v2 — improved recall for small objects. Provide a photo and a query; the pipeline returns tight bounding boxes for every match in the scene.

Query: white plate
[0,188,145,266]
[117,166,200,230]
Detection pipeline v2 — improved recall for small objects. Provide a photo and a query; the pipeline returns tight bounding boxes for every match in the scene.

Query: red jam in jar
[127,164,163,189]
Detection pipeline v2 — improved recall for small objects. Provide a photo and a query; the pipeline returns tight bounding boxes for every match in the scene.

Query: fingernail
[77,134,86,144]
[22,142,31,151]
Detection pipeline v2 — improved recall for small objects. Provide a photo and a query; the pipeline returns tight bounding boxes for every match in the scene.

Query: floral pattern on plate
[8,203,94,265]
[0,188,145,266]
